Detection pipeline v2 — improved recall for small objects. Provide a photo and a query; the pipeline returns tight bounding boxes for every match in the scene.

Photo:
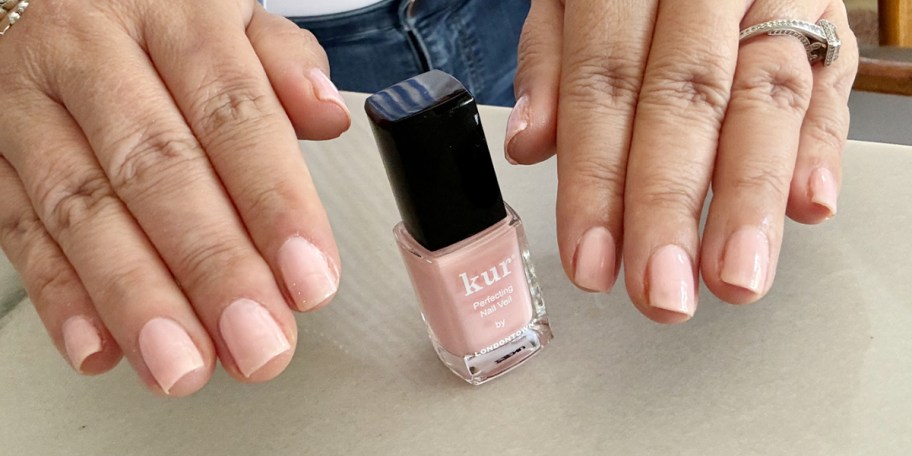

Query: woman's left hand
[507,0,858,322]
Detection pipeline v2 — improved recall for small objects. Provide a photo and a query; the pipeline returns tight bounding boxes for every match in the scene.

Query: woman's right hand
[0,0,350,396]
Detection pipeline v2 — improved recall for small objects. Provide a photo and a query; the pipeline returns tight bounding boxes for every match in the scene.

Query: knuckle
[563,57,643,111]
[192,73,278,141]
[732,55,813,115]
[96,262,152,304]
[830,46,859,98]
[565,154,627,200]
[803,113,848,153]
[295,27,321,50]
[0,205,43,254]
[34,170,117,234]
[28,264,83,312]
[105,126,205,193]
[174,237,249,290]
[0,197,84,310]
[726,166,791,202]
[516,31,549,73]
[831,71,855,99]
[254,22,322,55]
[241,179,293,223]
[640,57,731,122]
[632,170,706,220]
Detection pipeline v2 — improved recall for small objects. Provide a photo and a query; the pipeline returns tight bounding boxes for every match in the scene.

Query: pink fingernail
[808,167,838,217]
[62,316,103,373]
[219,299,291,378]
[139,318,204,394]
[573,227,617,292]
[720,227,770,294]
[647,245,696,317]
[307,68,350,116]
[278,237,339,311]
[504,95,529,164]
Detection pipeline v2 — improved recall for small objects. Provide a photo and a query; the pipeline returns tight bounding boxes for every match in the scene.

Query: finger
[52,9,298,382]
[787,2,858,224]
[623,0,744,322]
[247,5,351,140]
[1,95,215,396]
[702,3,827,304]
[555,0,657,294]
[0,155,122,375]
[506,0,563,165]
[143,1,342,314]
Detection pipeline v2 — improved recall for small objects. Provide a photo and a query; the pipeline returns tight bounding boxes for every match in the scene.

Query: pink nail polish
[808,167,838,217]
[278,237,339,311]
[647,245,696,317]
[504,95,529,163]
[573,226,617,292]
[720,227,770,294]
[366,71,552,385]
[307,68,350,116]
[61,316,103,373]
[219,299,291,378]
[139,318,204,394]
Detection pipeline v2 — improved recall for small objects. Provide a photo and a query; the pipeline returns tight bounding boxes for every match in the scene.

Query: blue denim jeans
[288,0,530,106]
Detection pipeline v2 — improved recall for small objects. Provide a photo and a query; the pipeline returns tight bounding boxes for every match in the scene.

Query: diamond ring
[0,0,29,37]
[739,19,841,67]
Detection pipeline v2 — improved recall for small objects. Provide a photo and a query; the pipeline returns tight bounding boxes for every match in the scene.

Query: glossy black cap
[365,70,506,251]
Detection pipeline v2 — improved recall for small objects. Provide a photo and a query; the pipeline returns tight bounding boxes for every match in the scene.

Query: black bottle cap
[365,70,506,252]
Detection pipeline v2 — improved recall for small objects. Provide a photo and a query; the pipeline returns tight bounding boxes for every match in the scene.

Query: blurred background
[844,0,912,145]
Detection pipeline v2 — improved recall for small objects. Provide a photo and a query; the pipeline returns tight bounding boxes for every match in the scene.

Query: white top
[2,93,912,455]
[262,0,386,17]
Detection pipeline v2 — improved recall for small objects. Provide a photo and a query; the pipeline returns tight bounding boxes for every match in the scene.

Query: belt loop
[397,0,431,72]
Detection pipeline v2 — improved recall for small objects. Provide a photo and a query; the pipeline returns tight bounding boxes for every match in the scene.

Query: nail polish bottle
[365,70,552,384]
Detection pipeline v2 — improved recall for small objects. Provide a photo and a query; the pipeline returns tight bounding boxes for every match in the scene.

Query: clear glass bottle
[366,70,553,384]
[395,204,550,384]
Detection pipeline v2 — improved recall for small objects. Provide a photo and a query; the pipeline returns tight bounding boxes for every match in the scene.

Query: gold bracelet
[0,0,29,37]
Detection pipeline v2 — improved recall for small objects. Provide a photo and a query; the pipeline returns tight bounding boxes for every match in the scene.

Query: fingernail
[307,68,350,116]
[647,245,696,317]
[573,227,617,292]
[504,95,529,164]
[139,318,204,394]
[219,299,291,378]
[808,167,838,217]
[62,316,103,373]
[720,227,770,294]
[278,237,339,311]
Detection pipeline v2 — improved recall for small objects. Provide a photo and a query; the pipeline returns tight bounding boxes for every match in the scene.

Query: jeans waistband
[287,0,467,38]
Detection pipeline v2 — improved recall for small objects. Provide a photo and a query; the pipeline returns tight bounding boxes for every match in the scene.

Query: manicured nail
[647,245,696,317]
[573,227,617,292]
[307,68,350,116]
[808,167,838,217]
[504,95,529,164]
[278,237,339,311]
[219,299,291,378]
[62,316,103,373]
[720,227,770,294]
[139,318,204,394]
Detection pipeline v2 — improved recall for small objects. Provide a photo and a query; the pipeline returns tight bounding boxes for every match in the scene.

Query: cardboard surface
[1,93,910,455]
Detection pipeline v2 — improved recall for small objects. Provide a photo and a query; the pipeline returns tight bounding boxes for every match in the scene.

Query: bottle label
[459,257,514,296]
[400,223,534,356]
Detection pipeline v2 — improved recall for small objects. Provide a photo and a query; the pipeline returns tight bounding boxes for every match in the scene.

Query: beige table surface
[1,93,911,455]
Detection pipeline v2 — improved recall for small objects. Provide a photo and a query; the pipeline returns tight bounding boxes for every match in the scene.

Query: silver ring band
[739,19,841,67]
